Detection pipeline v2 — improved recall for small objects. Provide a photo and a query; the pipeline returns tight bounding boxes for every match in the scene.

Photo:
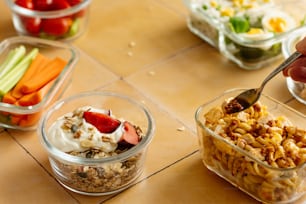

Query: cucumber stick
[0,45,26,78]
[0,48,39,96]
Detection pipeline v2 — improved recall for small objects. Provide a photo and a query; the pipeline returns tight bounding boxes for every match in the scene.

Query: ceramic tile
[62,48,119,97]
[0,1,17,39]
[126,43,293,130]
[74,0,202,77]
[103,152,260,204]
[156,0,189,16]
[0,131,78,204]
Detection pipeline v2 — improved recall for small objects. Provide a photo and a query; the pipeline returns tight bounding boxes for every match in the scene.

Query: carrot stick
[18,79,55,106]
[10,114,25,125]
[11,53,51,99]
[20,57,67,94]
[18,112,42,127]
[2,90,17,104]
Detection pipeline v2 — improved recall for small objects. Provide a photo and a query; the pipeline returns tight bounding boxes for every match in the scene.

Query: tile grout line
[5,131,81,204]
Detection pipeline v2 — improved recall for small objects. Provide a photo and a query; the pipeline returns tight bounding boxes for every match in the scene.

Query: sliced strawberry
[83,111,121,133]
[119,121,140,145]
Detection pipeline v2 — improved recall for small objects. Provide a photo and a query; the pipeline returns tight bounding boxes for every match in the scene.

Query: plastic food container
[195,89,306,204]
[184,0,306,70]
[0,36,78,130]
[38,91,155,195]
[282,28,306,105]
[5,0,91,41]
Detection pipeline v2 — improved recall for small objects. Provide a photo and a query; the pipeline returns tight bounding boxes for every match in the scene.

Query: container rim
[5,0,91,18]
[38,91,156,164]
[195,88,306,171]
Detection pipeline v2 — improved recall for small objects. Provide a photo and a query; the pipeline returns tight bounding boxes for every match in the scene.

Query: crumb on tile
[177,126,185,131]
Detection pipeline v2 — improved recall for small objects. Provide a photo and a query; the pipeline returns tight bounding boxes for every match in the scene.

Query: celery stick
[0,48,39,96]
[0,45,26,78]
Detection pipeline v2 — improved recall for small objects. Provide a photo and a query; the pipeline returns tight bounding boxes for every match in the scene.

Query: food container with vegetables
[5,0,91,41]
[195,88,306,204]
[183,0,306,70]
[282,28,306,105]
[0,36,78,130]
[38,91,155,195]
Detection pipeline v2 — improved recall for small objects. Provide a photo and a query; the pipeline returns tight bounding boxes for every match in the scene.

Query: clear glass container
[5,0,91,41]
[0,36,78,130]
[38,91,155,196]
[282,28,306,105]
[195,89,306,204]
[183,0,306,70]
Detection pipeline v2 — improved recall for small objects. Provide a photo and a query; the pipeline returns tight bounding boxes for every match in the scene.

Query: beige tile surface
[0,0,305,203]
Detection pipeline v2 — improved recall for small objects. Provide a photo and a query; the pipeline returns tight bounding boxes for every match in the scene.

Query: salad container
[282,28,306,105]
[38,91,155,195]
[5,0,91,41]
[0,36,78,130]
[195,89,306,204]
[184,0,306,70]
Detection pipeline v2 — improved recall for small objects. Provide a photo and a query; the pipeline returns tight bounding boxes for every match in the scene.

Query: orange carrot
[11,53,51,99]
[21,57,67,94]
[10,114,25,125]
[18,112,42,127]
[2,90,17,104]
[18,79,55,106]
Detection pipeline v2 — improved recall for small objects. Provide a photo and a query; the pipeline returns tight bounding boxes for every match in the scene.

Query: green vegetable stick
[0,45,26,79]
[0,48,39,96]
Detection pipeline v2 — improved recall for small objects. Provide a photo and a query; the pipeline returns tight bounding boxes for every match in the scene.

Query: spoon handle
[260,51,302,91]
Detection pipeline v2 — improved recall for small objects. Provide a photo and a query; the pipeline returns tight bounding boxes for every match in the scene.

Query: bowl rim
[38,91,156,164]
[5,0,91,18]
[195,88,306,171]
[0,36,79,115]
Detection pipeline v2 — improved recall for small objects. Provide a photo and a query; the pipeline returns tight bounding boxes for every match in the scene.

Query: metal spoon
[225,51,302,114]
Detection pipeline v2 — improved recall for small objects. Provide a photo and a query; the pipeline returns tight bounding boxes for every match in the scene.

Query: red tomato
[15,0,34,9]
[67,0,82,6]
[52,0,70,10]
[33,0,53,11]
[23,17,41,34]
[41,17,72,36]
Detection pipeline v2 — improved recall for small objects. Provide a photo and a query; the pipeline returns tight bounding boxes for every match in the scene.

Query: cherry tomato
[67,0,82,6]
[52,0,70,10]
[33,0,53,11]
[41,17,72,36]
[15,0,34,9]
[23,17,41,34]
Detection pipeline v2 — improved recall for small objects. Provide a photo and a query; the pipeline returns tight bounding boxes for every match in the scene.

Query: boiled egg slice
[262,10,296,33]
[238,28,274,40]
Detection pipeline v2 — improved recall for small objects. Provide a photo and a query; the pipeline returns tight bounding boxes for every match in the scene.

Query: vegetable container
[5,0,91,41]
[195,88,306,204]
[282,28,306,105]
[183,0,306,70]
[38,91,155,195]
[0,36,78,130]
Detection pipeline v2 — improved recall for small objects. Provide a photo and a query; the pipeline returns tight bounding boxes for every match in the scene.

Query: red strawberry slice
[120,121,140,145]
[83,111,121,133]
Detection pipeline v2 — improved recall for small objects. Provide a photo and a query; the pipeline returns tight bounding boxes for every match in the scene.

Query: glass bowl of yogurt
[37,91,155,195]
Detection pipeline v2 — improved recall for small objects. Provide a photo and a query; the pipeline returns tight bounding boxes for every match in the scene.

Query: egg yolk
[268,17,287,33]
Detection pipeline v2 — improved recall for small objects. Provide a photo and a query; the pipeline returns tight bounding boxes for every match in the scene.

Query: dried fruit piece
[119,121,140,145]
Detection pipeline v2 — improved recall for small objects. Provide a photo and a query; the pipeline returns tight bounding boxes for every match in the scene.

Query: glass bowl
[183,0,306,70]
[195,89,306,204]
[282,28,306,105]
[0,36,78,130]
[5,0,91,41]
[37,91,155,196]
